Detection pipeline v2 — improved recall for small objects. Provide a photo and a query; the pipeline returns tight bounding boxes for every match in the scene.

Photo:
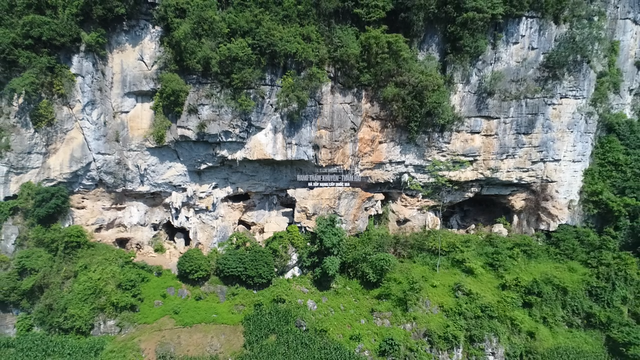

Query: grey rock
[2,5,639,256]
[201,283,228,303]
[360,319,366,324]
[177,288,189,299]
[295,318,307,331]
[373,312,392,327]
[491,224,509,237]
[90,315,121,336]
[299,287,309,294]
[0,313,16,337]
[1,219,19,256]
[154,300,163,308]
[321,296,328,303]
[306,299,317,311]
[166,287,175,296]
[297,299,303,305]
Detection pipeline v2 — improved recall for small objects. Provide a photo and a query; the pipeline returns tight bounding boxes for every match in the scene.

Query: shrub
[30,100,56,129]
[153,72,190,117]
[265,225,306,275]
[150,112,172,145]
[28,185,69,226]
[378,336,401,357]
[177,248,211,283]
[301,215,346,286]
[15,314,34,335]
[81,29,108,57]
[216,243,275,289]
[153,242,166,254]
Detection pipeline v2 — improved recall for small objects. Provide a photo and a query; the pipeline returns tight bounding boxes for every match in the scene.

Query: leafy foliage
[154,0,462,137]
[265,225,306,275]
[0,182,152,335]
[30,99,56,129]
[153,72,190,118]
[239,304,359,360]
[582,112,640,253]
[0,0,139,101]
[540,2,607,81]
[0,333,108,360]
[177,248,212,284]
[301,215,346,286]
[591,41,623,108]
[216,233,275,288]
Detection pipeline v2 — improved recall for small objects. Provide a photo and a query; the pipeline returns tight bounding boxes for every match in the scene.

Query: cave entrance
[442,195,513,230]
[115,237,131,250]
[162,222,191,247]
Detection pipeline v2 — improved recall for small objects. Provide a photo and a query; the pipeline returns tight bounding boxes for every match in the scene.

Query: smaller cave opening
[115,237,131,250]
[237,219,253,231]
[162,222,191,247]
[279,195,296,210]
[443,195,514,230]
[224,193,251,203]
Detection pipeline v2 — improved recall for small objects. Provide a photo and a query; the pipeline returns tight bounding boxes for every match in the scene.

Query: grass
[126,242,599,357]
[101,317,243,360]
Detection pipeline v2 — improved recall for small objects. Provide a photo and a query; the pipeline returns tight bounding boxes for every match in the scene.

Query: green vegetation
[155,0,573,136]
[591,41,623,109]
[2,184,640,359]
[216,233,276,289]
[0,0,139,102]
[582,112,640,254]
[239,304,358,360]
[177,248,212,284]
[29,100,56,129]
[0,182,155,336]
[150,72,190,145]
[540,1,607,82]
[0,333,108,360]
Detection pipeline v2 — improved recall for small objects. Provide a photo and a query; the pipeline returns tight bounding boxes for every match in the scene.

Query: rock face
[0,3,638,267]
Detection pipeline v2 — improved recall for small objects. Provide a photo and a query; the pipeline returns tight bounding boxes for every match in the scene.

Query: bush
[81,29,108,57]
[29,186,69,226]
[177,248,212,283]
[0,0,138,102]
[153,242,166,254]
[30,100,56,129]
[150,112,172,145]
[216,241,275,289]
[153,72,190,117]
[301,215,346,286]
[378,336,401,357]
[265,225,306,275]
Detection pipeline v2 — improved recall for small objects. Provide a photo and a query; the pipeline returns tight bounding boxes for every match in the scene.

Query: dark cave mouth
[162,222,191,247]
[443,195,514,230]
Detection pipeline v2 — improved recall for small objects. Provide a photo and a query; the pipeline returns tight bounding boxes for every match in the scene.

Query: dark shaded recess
[279,195,296,209]
[115,237,131,249]
[162,221,191,247]
[443,195,514,229]
[238,219,253,231]
[224,193,251,203]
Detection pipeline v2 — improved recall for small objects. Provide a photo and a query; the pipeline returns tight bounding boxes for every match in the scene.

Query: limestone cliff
[0,1,639,267]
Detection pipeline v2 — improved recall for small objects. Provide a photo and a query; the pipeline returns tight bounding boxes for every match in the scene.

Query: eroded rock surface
[0,2,638,269]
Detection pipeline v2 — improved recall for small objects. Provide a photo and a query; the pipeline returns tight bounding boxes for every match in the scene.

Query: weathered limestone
[0,2,638,273]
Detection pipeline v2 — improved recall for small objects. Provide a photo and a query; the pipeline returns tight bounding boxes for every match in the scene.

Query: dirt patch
[115,317,244,360]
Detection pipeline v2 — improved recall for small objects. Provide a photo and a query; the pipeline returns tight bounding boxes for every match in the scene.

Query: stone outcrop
[0,2,638,269]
